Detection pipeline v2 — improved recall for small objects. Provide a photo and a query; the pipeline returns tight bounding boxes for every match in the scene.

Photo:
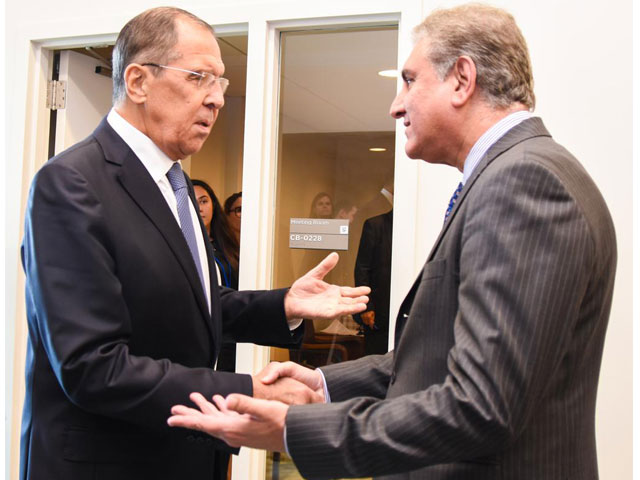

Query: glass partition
[268,26,398,479]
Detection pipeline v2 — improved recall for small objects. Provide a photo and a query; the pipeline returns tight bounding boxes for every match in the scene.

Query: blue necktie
[444,182,463,223]
[166,162,206,294]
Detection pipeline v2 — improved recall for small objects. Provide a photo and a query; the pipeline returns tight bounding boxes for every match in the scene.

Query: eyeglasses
[230,206,241,217]
[142,63,230,94]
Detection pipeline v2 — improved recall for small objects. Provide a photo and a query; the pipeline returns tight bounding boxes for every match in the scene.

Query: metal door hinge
[46,80,66,110]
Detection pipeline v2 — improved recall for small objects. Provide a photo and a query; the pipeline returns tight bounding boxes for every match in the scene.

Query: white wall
[4,0,633,479]
[633,2,639,474]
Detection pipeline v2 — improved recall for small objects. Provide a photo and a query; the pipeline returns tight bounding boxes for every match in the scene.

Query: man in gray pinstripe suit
[169,4,617,479]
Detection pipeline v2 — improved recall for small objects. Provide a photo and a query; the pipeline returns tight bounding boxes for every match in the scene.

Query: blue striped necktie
[444,182,463,223]
[166,162,206,294]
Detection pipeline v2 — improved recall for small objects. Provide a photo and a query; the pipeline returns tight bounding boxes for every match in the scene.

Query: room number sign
[289,218,349,250]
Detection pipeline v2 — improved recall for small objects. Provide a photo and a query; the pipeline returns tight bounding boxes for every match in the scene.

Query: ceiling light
[378,70,397,78]
[369,147,387,152]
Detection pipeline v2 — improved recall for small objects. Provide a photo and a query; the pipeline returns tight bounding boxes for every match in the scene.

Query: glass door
[268,25,398,480]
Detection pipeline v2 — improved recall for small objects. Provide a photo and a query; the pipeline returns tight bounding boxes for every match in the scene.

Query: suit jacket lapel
[394,118,552,343]
[92,118,213,332]
[425,117,552,262]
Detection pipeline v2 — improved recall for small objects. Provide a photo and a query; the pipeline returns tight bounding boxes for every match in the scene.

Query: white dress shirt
[107,108,211,311]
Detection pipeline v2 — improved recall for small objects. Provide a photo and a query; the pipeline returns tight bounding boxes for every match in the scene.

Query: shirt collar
[107,108,179,181]
[462,110,533,184]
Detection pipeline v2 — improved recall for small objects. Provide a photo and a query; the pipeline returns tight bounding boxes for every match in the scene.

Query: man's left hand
[285,252,370,320]
[168,393,288,452]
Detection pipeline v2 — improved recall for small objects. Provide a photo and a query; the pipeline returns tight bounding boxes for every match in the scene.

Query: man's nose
[204,86,225,109]
[389,92,405,119]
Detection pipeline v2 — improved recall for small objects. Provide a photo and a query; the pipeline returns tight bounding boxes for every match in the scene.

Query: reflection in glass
[268,26,397,480]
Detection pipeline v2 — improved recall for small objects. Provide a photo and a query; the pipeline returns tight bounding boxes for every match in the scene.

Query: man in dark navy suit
[20,7,368,480]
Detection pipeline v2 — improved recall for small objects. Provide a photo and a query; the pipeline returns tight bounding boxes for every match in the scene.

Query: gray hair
[414,3,535,110]
[111,7,214,105]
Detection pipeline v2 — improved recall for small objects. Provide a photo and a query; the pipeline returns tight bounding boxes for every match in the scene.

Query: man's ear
[123,63,149,105]
[450,56,477,107]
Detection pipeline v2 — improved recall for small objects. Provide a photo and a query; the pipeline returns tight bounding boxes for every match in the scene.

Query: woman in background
[308,191,333,219]
[224,191,242,246]
[192,180,239,290]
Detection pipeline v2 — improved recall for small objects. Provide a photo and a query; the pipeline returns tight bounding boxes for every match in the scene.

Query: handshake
[167,361,324,452]
[250,360,326,405]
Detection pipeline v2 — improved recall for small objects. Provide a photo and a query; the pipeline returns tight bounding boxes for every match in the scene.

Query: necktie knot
[444,182,463,223]
[166,162,187,192]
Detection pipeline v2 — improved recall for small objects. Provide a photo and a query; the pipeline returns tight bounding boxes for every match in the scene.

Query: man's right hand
[254,361,326,402]
[252,372,324,405]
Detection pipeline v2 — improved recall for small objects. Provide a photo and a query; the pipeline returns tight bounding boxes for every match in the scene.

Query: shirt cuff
[287,318,303,330]
[318,368,331,403]
[284,424,291,456]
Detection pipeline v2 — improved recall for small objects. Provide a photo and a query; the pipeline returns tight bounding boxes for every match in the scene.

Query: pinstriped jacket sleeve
[285,138,616,479]
[320,352,394,401]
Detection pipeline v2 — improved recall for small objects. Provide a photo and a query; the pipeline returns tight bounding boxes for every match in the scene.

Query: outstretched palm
[284,252,370,320]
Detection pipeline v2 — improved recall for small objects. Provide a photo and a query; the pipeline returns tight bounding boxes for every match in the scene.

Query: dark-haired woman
[224,191,242,246]
[192,180,239,290]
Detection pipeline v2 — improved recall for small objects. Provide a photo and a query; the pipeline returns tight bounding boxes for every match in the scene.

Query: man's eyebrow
[190,67,217,75]
[191,59,225,74]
